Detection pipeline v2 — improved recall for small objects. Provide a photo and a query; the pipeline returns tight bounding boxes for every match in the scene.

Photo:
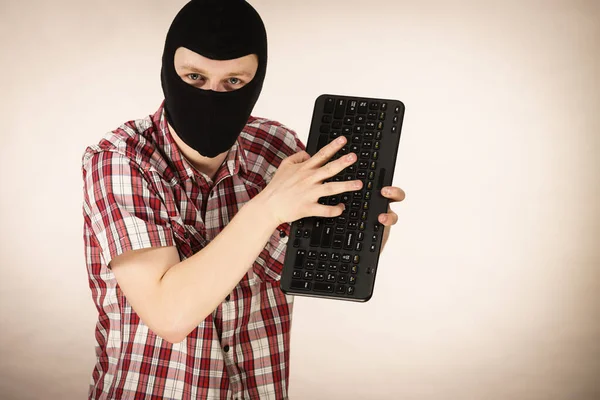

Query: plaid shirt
[81,100,305,399]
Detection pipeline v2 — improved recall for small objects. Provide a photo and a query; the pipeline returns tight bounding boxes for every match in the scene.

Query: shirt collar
[153,100,248,184]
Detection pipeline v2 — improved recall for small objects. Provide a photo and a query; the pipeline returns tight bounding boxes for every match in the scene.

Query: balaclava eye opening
[160,0,268,158]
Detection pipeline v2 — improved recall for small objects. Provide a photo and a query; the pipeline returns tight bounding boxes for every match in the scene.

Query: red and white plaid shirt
[81,100,305,399]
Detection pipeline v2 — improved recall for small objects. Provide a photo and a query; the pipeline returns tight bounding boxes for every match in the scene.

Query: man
[81,0,405,398]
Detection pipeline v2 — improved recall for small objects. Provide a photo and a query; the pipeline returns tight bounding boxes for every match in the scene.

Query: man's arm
[110,194,279,343]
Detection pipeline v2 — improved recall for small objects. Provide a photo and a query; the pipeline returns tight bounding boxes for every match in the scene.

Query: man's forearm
[157,192,279,342]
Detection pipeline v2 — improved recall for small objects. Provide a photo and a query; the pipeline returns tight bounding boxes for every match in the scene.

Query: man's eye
[188,73,204,81]
[228,77,242,85]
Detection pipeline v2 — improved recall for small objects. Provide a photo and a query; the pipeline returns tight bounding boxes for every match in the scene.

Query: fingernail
[346,153,355,161]
[337,136,345,144]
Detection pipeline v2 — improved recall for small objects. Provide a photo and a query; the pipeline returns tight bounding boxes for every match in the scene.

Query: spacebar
[313,282,334,293]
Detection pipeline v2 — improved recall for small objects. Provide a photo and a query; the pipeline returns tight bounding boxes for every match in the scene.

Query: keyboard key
[355,242,363,251]
[315,272,325,281]
[307,250,317,259]
[366,181,373,190]
[349,210,359,220]
[393,115,399,123]
[328,263,338,272]
[330,130,341,138]
[335,226,345,234]
[349,275,357,284]
[369,161,377,170]
[367,111,377,120]
[327,273,336,282]
[293,239,300,248]
[305,261,316,270]
[319,125,330,134]
[317,262,327,271]
[357,170,367,179]
[368,171,375,180]
[346,100,357,115]
[351,201,361,210]
[342,127,352,135]
[372,151,379,160]
[355,115,366,124]
[394,105,400,113]
[344,232,356,250]
[291,280,311,290]
[340,264,350,273]
[304,271,314,280]
[334,99,346,119]
[378,111,386,120]
[338,275,348,284]
[364,132,374,140]
[360,151,370,159]
[372,234,378,242]
[314,282,335,293]
[353,125,363,134]
[353,255,360,264]
[375,131,382,140]
[324,97,335,113]
[374,141,380,150]
[359,221,366,230]
[381,102,388,111]
[344,117,353,125]
[364,191,371,200]
[352,135,361,143]
[358,101,368,114]
[336,216,347,224]
[366,121,375,130]
[310,220,323,247]
[347,286,355,295]
[341,254,352,263]
[303,229,310,238]
[330,252,340,262]
[325,217,335,225]
[351,265,358,274]
[350,144,360,153]
[377,121,384,130]
[363,202,369,210]
[322,115,332,123]
[361,211,368,221]
[321,227,333,247]
[319,251,329,260]
[293,270,302,279]
[336,284,346,294]
[348,221,358,230]
[362,141,372,149]
[374,223,381,232]
[353,191,362,199]
[294,250,306,268]
[317,134,328,152]
[328,197,339,206]
[358,161,369,169]
[370,244,376,252]
[369,101,380,110]
[332,235,344,248]
[332,120,343,129]
[392,125,397,133]
[340,194,351,203]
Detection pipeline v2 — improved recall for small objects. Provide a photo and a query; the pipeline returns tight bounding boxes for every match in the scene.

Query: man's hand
[378,186,406,253]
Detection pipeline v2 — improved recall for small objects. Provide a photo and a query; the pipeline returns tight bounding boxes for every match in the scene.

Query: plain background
[1,0,599,399]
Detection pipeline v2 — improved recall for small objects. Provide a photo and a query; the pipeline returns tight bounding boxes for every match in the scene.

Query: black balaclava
[160,0,268,158]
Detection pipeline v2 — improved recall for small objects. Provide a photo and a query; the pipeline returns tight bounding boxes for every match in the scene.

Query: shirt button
[225,294,231,301]
[279,229,286,238]
[224,345,230,353]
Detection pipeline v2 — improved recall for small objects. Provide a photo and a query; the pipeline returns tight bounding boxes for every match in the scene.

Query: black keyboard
[280,94,405,301]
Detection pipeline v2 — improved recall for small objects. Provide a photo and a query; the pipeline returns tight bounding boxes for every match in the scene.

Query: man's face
[174,47,259,92]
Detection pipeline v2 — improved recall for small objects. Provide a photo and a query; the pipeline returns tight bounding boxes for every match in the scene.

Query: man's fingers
[285,150,310,165]
[305,136,347,168]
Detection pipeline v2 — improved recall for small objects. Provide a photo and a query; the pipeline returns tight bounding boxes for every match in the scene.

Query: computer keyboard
[280,94,405,302]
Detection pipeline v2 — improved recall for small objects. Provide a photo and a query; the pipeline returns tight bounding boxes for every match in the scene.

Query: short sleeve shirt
[81,100,305,399]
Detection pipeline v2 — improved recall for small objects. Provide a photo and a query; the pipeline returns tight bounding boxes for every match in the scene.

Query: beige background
[1,0,599,399]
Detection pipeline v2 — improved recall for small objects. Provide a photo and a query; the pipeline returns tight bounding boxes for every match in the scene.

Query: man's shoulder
[242,116,303,157]
[81,113,163,172]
